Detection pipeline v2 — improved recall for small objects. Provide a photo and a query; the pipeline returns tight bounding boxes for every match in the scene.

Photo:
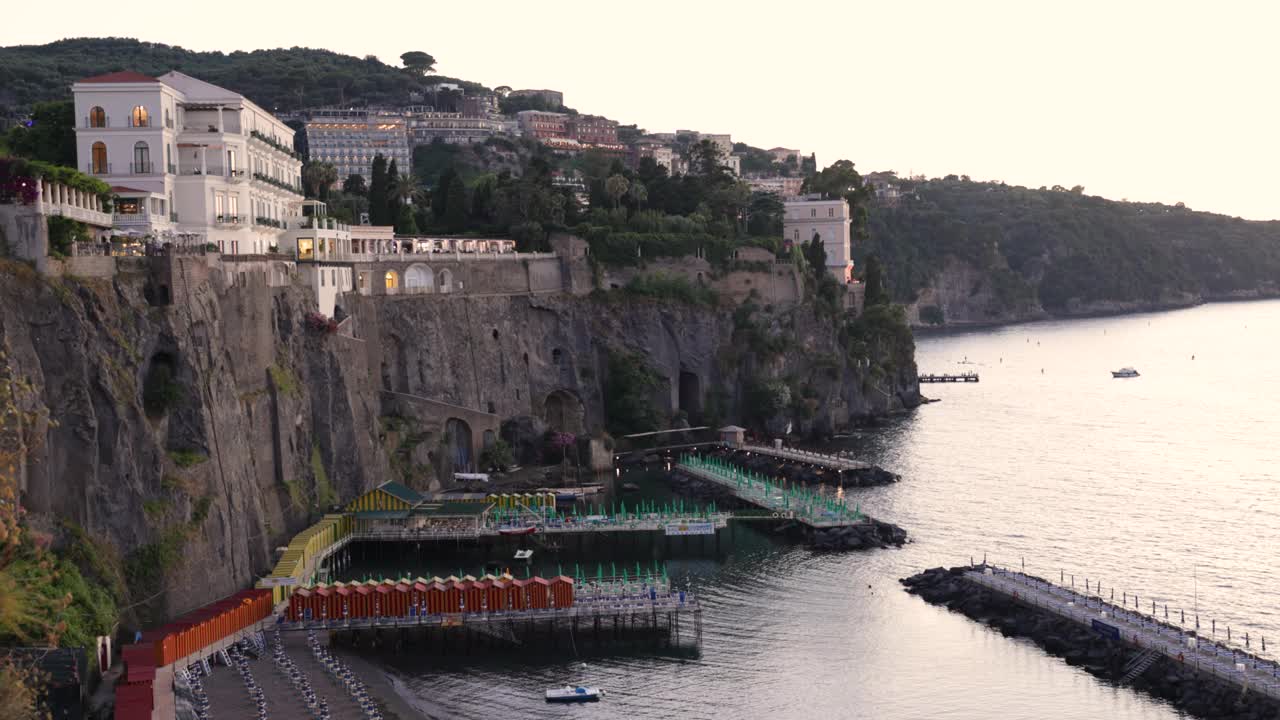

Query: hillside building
[507,89,564,107]
[407,110,510,146]
[304,109,411,184]
[747,176,804,197]
[784,195,853,283]
[72,70,303,254]
[516,110,569,141]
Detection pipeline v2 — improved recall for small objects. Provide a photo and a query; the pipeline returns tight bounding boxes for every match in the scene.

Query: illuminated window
[131,105,149,127]
[91,142,108,174]
[297,239,314,260]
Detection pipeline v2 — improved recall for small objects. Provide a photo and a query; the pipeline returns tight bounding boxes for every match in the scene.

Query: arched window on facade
[133,141,151,174]
[88,106,106,128]
[91,142,108,174]
[131,105,149,127]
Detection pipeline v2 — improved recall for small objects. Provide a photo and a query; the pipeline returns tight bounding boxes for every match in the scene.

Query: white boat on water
[545,686,605,703]
[1112,367,1140,378]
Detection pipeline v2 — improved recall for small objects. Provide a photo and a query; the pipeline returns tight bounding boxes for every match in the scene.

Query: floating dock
[919,372,980,383]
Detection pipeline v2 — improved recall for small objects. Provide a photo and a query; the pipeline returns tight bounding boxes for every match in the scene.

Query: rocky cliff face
[0,258,917,623]
[0,258,388,623]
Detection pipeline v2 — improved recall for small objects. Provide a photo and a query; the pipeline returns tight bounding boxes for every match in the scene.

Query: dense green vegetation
[863,177,1280,314]
[603,350,663,436]
[0,38,483,115]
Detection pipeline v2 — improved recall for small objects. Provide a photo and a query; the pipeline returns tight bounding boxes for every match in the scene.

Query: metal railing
[130,161,155,174]
[87,163,111,175]
[968,566,1280,699]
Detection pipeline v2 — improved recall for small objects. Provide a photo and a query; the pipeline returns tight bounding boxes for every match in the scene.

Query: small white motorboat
[545,686,605,703]
[1111,367,1140,378]
[513,549,533,560]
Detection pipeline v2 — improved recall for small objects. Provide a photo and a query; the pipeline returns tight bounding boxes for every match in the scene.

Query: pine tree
[395,203,420,234]
[368,154,388,225]
[433,167,458,221]
[385,159,400,228]
[444,175,469,233]
[863,253,890,306]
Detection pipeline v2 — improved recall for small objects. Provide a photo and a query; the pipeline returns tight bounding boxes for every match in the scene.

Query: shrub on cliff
[604,350,662,436]
[622,273,718,307]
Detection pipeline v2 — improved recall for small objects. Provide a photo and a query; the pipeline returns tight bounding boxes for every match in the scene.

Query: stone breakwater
[664,471,907,551]
[901,567,1280,720]
[703,448,900,488]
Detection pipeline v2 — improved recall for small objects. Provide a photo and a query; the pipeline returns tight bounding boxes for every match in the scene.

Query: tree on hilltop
[400,51,437,76]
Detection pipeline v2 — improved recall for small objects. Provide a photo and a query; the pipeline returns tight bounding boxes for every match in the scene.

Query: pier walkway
[919,372,979,383]
[346,510,731,543]
[739,444,870,471]
[968,567,1280,700]
[675,455,865,529]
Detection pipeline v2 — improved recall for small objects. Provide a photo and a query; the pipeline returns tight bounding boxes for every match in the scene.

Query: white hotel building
[72,70,303,255]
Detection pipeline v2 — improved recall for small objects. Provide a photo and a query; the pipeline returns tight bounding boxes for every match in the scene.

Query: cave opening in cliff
[544,390,585,435]
[445,418,473,473]
[679,370,702,421]
[142,352,181,418]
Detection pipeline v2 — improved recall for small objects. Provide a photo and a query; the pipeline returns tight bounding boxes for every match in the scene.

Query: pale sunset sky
[6,0,1277,219]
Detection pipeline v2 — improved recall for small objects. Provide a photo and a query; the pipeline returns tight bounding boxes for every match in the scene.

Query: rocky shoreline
[902,566,1280,720]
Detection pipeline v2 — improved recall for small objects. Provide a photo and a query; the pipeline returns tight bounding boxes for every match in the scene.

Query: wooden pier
[968,567,1280,700]
[919,372,980,383]
[739,444,870,471]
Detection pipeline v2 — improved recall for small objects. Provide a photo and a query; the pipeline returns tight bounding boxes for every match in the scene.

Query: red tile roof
[79,71,160,84]
[110,185,148,194]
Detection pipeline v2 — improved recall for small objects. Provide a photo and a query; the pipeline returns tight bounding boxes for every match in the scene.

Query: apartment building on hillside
[516,110,569,140]
[304,109,411,183]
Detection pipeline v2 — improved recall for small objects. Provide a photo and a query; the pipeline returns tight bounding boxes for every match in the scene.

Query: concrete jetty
[903,565,1280,719]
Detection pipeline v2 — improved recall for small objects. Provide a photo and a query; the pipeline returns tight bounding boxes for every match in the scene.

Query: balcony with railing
[33,180,114,228]
[298,216,350,233]
[130,161,156,175]
[112,210,154,226]
[248,130,301,159]
[252,172,303,195]
[86,163,112,176]
[216,215,245,225]
[84,115,112,128]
